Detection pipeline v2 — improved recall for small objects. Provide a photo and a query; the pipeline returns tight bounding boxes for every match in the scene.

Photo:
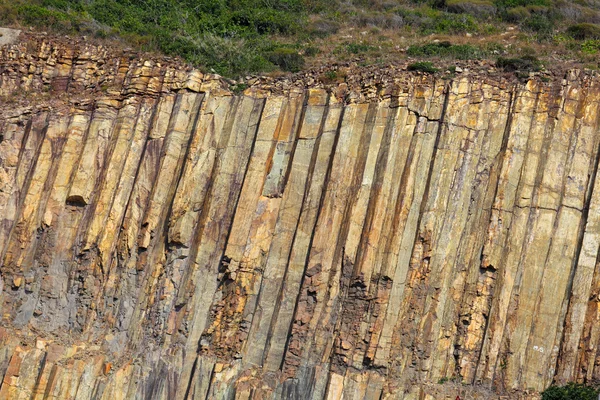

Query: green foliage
[318,69,346,84]
[393,6,479,34]
[426,12,478,33]
[407,41,484,59]
[445,0,496,16]
[266,48,305,72]
[521,13,555,36]
[498,3,559,39]
[346,42,372,54]
[567,23,600,40]
[407,61,438,73]
[304,46,320,57]
[496,55,542,72]
[325,70,338,80]
[541,382,599,400]
[307,18,340,37]
[495,0,550,8]
[193,34,277,76]
[230,83,248,94]
[582,39,600,54]
[6,0,600,76]
[12,3,83,32]
[333,41,375,56]
[0,0,312,76]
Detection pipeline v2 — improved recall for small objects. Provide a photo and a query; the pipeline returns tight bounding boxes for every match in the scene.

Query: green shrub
[231,83,248,94]
[495,0,550,8]
[0,0,317,77]
[15,4,82,31]
[352,11,405,29]
[567,23,600,40]
[308,18,340,37]
[521,13,555,37]
[318,69,347,84]
[407,61,438,73]
[445,0,496,17]
[496,55,542,72]
[393,6,479,34]
[304,46,320,57]
[541,382,599,400]
[582,39,600,54]
[267,48,305,72]
[346,42,373,54]
[407,41,484,59]
[423,11,479,34]
[192,34,274,77]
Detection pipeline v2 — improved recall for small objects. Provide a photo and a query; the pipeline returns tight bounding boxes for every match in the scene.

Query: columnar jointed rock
[2,37,600,400]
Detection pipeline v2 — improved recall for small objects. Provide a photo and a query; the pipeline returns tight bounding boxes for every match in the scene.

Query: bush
[567,23,600,40]
[496,55,542,72]
[393,6,479,34]
[15,4,82,32]
[192,34,274,77]
[521,13,555,36]
[495,0,550,8]
[352,11,405,29]
[346,42,373,54]
[582,39,600,54]
[0,0,316,77]
[230,83,248,94]
[308,18,340,37]
[407,61,438,73]
[423,11,479,34]
[267,48,305,72]
[504,6,534,22]
[318,70,347,84]
[304,46,320,57]
[407,41,484,59]
[445,0,496,17]
[542,382,599,400]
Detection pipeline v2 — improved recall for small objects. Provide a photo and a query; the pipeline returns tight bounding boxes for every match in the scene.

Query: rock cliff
[1,34,600,399]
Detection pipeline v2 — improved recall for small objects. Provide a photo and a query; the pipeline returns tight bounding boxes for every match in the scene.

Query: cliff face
[1,36,600,400]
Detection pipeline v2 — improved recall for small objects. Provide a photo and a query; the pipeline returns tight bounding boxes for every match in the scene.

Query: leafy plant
[407,61,438,73]
[0,0,312,77]
[445,0,496,17]
[496,55,542,72]
[267,48,305,72]
[347,42,373,54]
[191,34,275,77]
[541,382,599,400]
[407,41,484,59]
[393,6,479,34]
[582,39,600,54]
[496,0,550,8]
[567,23,600,40]
[230,83,248,94]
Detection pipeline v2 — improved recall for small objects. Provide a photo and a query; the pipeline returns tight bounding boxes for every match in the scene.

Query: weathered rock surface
[1,35,600,399]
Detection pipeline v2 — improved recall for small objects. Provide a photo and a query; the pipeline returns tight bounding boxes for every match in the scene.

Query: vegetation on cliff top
[542,382,599,400]
[2,0,600,77]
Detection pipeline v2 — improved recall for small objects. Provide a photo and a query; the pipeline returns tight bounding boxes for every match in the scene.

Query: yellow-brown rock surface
[1,35,600,399]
